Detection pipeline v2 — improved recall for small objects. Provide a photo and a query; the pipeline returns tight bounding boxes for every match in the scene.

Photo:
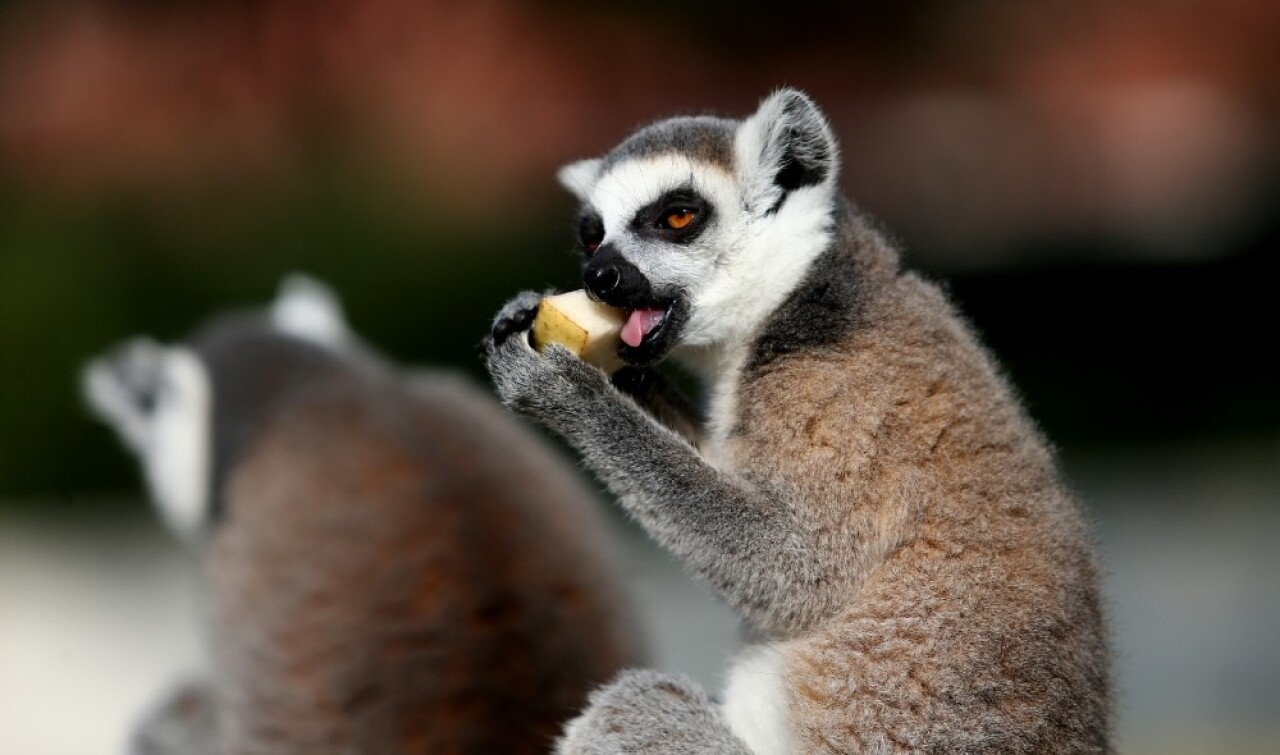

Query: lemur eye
[578,214,605,255]
[663,209,697,230]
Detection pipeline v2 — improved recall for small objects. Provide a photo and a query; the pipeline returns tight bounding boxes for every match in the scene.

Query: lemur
[485,89,1110,754]
[84,276,645,755]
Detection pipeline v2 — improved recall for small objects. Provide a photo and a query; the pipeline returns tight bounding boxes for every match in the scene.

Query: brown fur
[726,214,1110,752]
[206,371,644,754]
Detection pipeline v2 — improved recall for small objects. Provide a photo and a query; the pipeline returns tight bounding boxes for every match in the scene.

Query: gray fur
[129,679,218,755]
[557,670,752,755]
[601,116,738,173]
[487,336,826,630]
[487,88,1109,753]
[189,317,350,524]
[610,366,705,448]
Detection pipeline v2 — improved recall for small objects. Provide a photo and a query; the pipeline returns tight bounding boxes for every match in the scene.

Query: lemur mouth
[617,298,684,366]
[620,307,666,348]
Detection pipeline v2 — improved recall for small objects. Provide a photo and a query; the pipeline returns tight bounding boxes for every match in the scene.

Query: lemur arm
[610,366,705,449]
[486,318,823,628]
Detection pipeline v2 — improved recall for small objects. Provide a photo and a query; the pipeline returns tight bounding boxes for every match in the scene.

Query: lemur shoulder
[486,89,1110,754]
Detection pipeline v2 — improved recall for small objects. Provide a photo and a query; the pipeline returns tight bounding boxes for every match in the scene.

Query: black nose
[584,265,621,298]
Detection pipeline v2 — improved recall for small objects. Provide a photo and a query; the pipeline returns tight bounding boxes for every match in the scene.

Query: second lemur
[86,277,644,754]
[486,89,1110,753]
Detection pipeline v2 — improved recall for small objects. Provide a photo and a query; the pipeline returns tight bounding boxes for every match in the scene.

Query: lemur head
[82,275,355,540]
[559,88,840,366]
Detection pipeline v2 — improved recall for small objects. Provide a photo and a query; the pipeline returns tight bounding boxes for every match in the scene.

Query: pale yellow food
[531,290,626,372]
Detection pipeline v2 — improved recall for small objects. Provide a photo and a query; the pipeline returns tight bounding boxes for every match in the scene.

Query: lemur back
[85,278,644,754]
[486,90,1109,753]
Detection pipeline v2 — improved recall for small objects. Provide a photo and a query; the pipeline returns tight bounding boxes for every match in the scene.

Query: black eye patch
[629,188,713,244]
[577,211,605,255]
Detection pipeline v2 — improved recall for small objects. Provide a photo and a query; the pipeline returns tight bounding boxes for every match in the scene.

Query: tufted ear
[557,158,602,202]
[270,273,352,349]
[736,88,839,213]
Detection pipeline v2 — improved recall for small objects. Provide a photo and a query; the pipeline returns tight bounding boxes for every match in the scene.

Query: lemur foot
[557,670,751,755]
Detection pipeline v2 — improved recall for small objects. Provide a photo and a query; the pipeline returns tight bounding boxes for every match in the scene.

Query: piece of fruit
[531,290,625,372]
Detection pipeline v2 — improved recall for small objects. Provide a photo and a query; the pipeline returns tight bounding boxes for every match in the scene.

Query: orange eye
[665,210,696,229]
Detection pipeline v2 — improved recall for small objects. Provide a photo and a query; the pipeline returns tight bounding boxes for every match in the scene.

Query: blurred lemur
[486,89,1110,753]
[85,276,644,754]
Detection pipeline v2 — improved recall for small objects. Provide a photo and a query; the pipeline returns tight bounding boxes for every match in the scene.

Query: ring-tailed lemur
[485,90,1110,754]
[84,275,645,755]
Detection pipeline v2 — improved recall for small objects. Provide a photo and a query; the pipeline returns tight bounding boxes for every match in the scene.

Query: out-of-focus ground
[2,0,1278,753]
[2,442,1278,754]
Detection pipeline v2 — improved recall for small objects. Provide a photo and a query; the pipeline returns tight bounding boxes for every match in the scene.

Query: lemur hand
[557,670,751,755]
[485,290,609,422]
[489,289,550,347]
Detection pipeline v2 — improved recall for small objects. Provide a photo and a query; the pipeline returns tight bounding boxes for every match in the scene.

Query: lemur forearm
[550,374,824,626]
[611,367,705,448]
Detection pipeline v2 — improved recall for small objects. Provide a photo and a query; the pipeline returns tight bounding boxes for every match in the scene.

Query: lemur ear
[270,273,352,349]
[557,158,602,202]
[736,88,839,212]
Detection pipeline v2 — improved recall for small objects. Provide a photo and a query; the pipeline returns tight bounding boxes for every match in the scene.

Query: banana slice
[531,290,625,372]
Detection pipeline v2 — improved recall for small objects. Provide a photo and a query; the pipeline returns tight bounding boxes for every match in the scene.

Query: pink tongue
[621,308,666,348]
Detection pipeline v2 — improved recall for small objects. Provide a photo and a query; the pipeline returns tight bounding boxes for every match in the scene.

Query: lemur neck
[727,191,837,347]
[676,195,847,460]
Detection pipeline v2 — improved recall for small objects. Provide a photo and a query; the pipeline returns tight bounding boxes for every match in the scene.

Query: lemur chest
[720,644,796,755]
[700,348,750,469]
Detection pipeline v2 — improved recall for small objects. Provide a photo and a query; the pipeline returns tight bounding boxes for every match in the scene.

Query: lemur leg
[485,299,822,626]
[129,678,218,755]
[557,670,752,755]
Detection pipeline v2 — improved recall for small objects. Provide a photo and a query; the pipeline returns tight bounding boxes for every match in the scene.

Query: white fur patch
[589,153,734,243]
[721,644,795,755]
[144,348,211,540]
[270,273,351,349]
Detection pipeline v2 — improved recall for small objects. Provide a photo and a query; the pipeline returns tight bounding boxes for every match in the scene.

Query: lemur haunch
[84,276,645,755]
[486,90,1110,754]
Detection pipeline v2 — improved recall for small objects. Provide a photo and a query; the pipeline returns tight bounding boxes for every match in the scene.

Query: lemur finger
[541,343,611,392]
[491,309,537,347]
[490,289,554,345]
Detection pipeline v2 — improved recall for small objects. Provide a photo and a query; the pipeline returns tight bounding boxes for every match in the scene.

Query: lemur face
[559,89,841,366]
[84,337,212,538]
[83,275,352,540]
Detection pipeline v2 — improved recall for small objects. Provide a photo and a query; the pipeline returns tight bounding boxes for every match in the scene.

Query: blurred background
[1,0,1276,752]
